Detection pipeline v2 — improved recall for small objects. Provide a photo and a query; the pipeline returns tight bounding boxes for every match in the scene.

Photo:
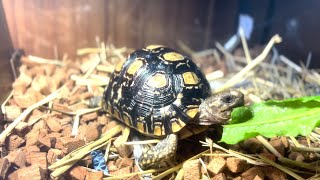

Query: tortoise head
[197,90,244,125]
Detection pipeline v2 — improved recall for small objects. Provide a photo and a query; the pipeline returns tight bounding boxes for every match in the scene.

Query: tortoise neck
[177,124,208,139]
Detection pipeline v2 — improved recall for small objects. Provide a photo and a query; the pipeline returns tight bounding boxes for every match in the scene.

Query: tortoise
[102,45,244,169]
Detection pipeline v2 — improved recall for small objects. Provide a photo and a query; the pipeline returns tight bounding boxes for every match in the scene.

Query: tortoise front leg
[138,134,178,169]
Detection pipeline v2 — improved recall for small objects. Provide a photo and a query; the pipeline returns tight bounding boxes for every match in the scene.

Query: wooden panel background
[3,0,320,67]
[2,0,239,59]
[0,0,14,103]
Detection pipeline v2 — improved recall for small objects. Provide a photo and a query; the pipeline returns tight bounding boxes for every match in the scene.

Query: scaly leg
[138,134,178,169]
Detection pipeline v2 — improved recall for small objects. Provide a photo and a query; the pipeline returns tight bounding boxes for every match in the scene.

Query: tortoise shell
[103,45,211,137]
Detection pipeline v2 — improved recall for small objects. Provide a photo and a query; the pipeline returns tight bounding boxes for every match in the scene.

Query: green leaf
[220,96,320,144]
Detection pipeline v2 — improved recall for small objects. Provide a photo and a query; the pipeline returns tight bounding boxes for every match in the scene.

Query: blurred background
[1,0,320,100]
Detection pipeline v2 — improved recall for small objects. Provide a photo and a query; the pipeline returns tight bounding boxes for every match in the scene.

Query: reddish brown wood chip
[8,165,46,180]
[262,167,287,180]
[23,145,40,165]
[97,115,109,126]
[118,157,134,168]
[47,132,63,139]
[78,123,100,142]
[111,166,131,176]
[31,75,51,95]
[126,174,140,180]
[14,122,29,136]
[55,137,85,154]
[47,148,64,165]
[0,158,10,179]
[280,137,289,149]
[29,152,48,170]
[108,163,118,173]
[183,159,201,180]
[26,128,48,146]
[113,135,132,158]
[207,157,226,175]
[269,137,286,156]
[61,126,73,137]
[12,81,27,95]
[29,66,45,77]
[45,116,63,132]
[11,73,32,95]
[211,173,227,180]
[26,109,45,125]
[81,112,98,123]
[105,121,119,130]
[6,134,25,151]
[226,157,247,173]
[241,167,265,180]
[241,138,264,153]
[288,152,305,162]
[4,105,21,121]
[85,171,103,180]
[6,150,26,168]
[67,165,88,180]
[44,64,56,76]
[52,101,73,113]
[38,134,56,149]
[16,72,33,87]
[32,120,47,131]
[79,154,93,167]
[253,175,264,180]
[58,116,73,127]
[259,152,277,162]
[13,89,44,108]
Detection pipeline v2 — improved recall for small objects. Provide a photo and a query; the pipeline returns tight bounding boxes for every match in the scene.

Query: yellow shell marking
[182,72,199,85]
[106,106,112,115]
[186,108,199,118]
[163,52,184,61]
[146,45,165,50]
[137,121,145,132]
[127,59,144,75]
[123,114,130,126]
[114,109,121,120]
[147,73,167,88]
[153,125,163,136]
[171,119,186,133]
[115,60,125,72]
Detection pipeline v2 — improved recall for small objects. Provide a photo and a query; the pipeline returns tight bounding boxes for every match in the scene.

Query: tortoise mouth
[197,118,229,125]
[197,120,217,126]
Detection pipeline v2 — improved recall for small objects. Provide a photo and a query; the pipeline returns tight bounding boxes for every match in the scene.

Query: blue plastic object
[90,150,109,175]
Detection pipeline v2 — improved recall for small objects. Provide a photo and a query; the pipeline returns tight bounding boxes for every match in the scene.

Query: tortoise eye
[222,95,234,104]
